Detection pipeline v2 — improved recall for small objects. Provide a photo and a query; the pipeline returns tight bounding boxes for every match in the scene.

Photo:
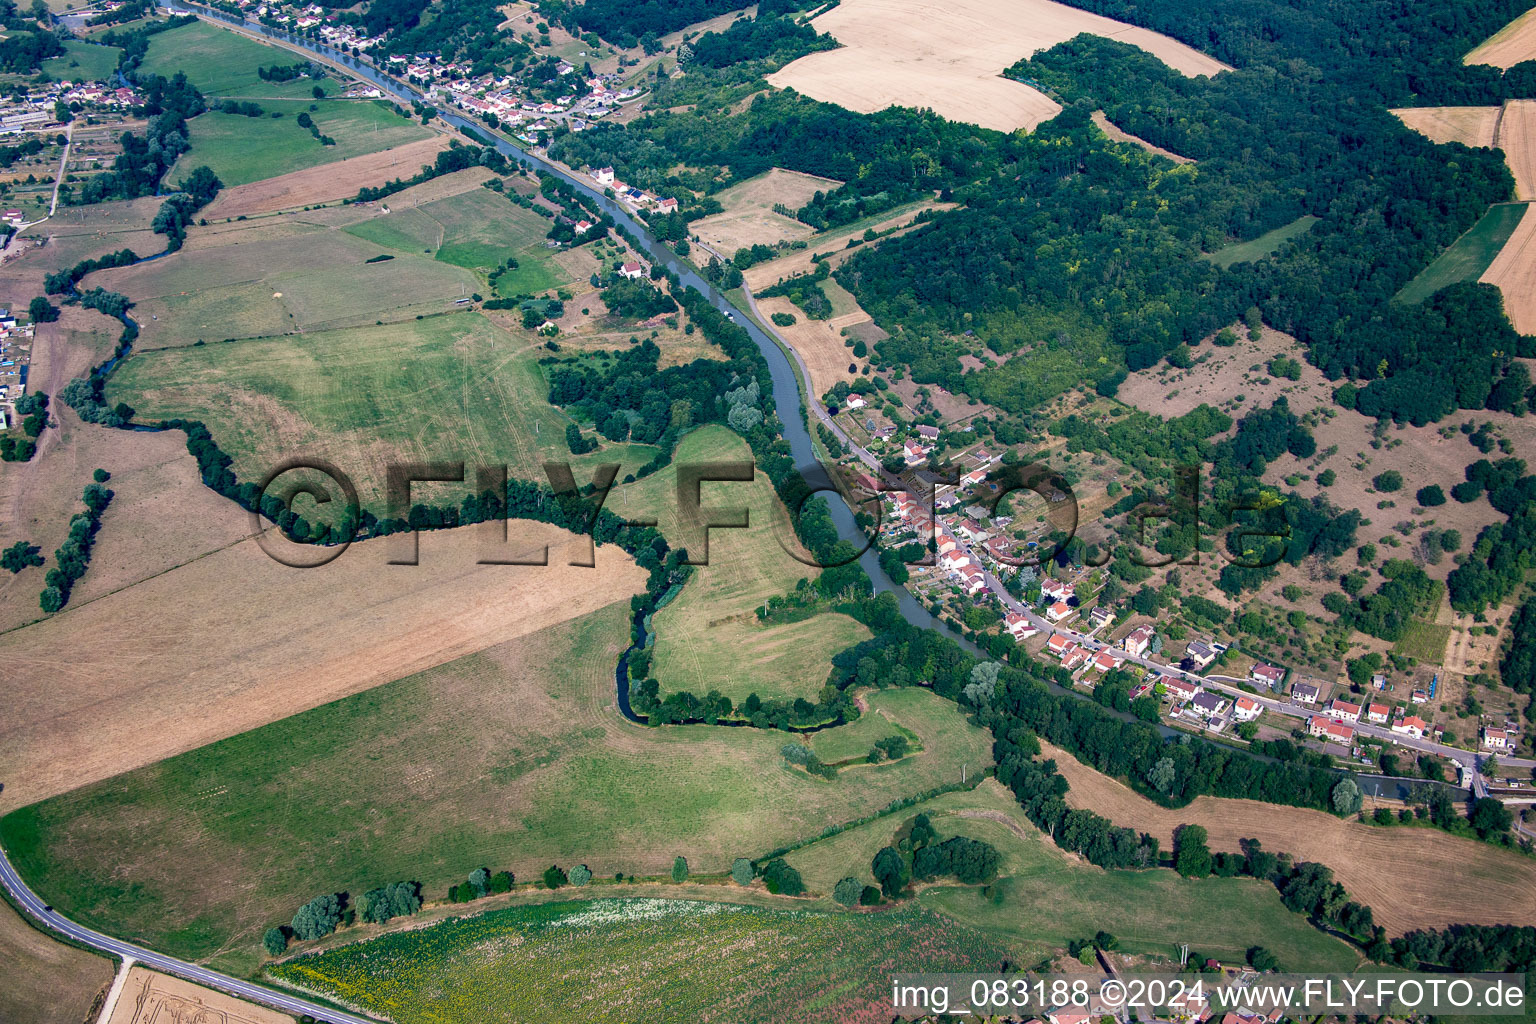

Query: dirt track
[1040,740,1536,935]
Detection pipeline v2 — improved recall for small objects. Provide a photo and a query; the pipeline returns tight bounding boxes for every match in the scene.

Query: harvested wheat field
[200,135,456,220]
[742,201,951,290]
[1466,5,1536,68]
[1390,106,1502,149]
[107,968,292,1024]
[1496,99,1536,200]
[757,296,866,398]
[0,897,112,1024]
[768,0,1229,132]
[691,168,841,255]
[1482,201,1536,332]
[0,521,646,810]
[1092,111,1194,163]
[1040,741,1536,934]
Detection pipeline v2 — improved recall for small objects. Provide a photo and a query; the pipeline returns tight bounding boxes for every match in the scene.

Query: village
[836,414,1529,793]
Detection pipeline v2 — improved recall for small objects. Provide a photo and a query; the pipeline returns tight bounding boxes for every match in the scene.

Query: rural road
[0,843,382,1024]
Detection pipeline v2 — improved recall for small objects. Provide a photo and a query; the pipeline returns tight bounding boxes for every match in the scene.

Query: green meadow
[1395,202,1528,304]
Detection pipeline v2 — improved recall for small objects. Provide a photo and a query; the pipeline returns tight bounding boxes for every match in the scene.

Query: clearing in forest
[768,0,1229,133]
[690,168,842,256]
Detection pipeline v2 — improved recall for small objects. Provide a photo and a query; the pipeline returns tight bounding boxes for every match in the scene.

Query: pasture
[1206,215,1319,268]
[807,689,924,762]
[1,600,993,973]
[1395,202,1527,304]
[1465,5,1536,68]
[784,781,1362,969]
[767,0,1228,133]
[1038,740,1536,935]
[85,212,479,345]
[0,896,112,1024]
[343,183,570,289]
[105,312,631,512]
[170,99,434,187]
[139,19,339,98]
[690,168,839,255]
[1481,201,1536,332]
[267,896,1006,1024]
[41,38,122,83]
[640,426,872,702]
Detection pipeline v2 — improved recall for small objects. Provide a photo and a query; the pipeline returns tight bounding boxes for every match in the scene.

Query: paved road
[0,843,381,1024]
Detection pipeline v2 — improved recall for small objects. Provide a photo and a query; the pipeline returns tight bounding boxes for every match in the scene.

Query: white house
[1123,624,1155,658]
[1233,696,1261,721]
[1046,600,1073,623]
[844,394,866,410]
[1366,703,1389,724]
[1309,715,1354,744]
[1005,612,1038,642]
[1392,715,1428,740]
[619,261,647,280]
[1326,699,1361,723]
[593,166,616,185]
[1165,676,1201,702]
[1483,727,1512,750]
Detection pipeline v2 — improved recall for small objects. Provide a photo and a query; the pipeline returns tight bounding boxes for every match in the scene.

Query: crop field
[768,0,1228,132]
[169,99,434,187]
[757,294,872,399]
[2,602,992,973]
[1466,6,1536,68]
[105,311,641,513]
[268,897,1005,1024]
[87,213,478,346]
[1395,202,1528,303]
[139,19,339,98]
[1205,215,1319,268]
[344,183,570,287]
[106,968,290,1024]
[41,38,122,83]
[0,896,112,1024]
[690,168,841,256]
[782,782,1360,968]
[1497,98,1536,200]
[1392,105,1502,148]
[1481,201,1536,332]
[200,136,456,218]
[1038,740,1536,934]
[627,426,872,702]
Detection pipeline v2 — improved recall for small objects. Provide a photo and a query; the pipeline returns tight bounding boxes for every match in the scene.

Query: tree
[28,295,57,323]
[1417,484,1447,506]
[731,858,754,886]
[469,866,490,896]
[263,927,288,956]
[761,858,803,896]
[1246,946,1278,972]
[1470,797,1513,839]
[671,856,689,883]
[39,586,63,613]
[543,865,568,888]
[1146,756,1176,794]
[1,541,43,574]
[1331,777,1362,816]
[871,845,908,898]
[290,894,341,941]
[833,876,862,906]
[569,863,592,886]
[1173,824,1212,877]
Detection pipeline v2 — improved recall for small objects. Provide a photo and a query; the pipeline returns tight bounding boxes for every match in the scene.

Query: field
[0,521,646,810]
[1205,215,1319,268]
[1116,324,1328,421]
[106,968,291,1024]
[1091,111,1193,163]
[343,183,569,284]
[1481,201,1536,332]
[807,690,922,762]
[1497,98,1536,200]
[169,99,435,187]
[690,168,841,256]
[767,0,1229,133]
[104,312,635,513]
[741,201,951,290]
[0,896,113,1024]
[200,136,456,218]
[138,19,340,98]
[781,781,1361,968]
[268,896,1005,1024]
[40,38,122,83]
[1038,740,1536,935]
[1391,106,1502,149]
[1,601,993,973]
[1395,202,1528,303]
[85,211,480,346]
[644,427,872,701]
[757,294,874,399]
[1465,5,1536,68]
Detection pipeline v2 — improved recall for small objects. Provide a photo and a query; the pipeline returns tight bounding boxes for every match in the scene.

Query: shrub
[263,927,288,956]
[1372,470,1403,492]
[1416,484,1446,506]
[542,865,568,888]
[290,894,341,941]
[761,858,803,896]
[569,864,592,886]
[731,858,754,886]
[671,856,689,883]
[833,876,862,906]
